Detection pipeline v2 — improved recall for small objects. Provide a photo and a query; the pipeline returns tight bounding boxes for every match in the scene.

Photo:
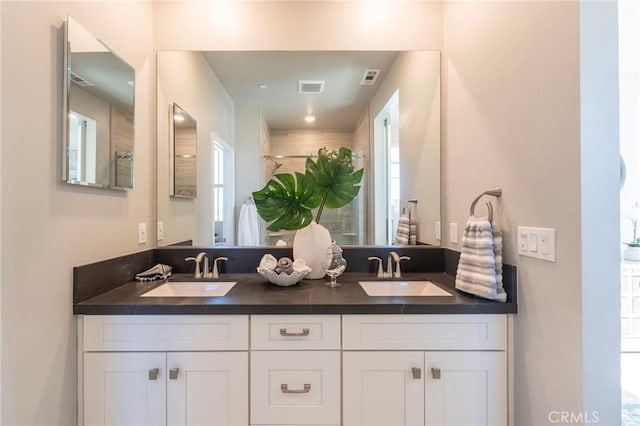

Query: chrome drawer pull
[411,367,422,379]
[148,368,159,381]
[281,383,311,393]
[169,368,180,380]
[431,367,441,380]
[279,328,310,337]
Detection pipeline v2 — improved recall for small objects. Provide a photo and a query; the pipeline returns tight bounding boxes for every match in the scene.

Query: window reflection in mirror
[212,138,235,245]
[63,15,135,190]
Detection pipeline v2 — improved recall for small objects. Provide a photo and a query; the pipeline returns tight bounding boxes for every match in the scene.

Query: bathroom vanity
[73,247,517,426]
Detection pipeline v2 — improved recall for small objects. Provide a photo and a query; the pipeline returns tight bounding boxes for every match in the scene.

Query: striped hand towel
[455,216,506,302]
[396,214,410,245]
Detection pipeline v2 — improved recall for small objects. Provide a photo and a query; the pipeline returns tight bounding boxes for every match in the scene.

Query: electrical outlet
[435,221,441,241]
[157,221,164,241]
[138,223,147,244]
[517,226,556,262]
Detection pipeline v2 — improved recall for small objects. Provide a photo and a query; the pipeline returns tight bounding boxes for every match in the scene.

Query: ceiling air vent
[69,71,94,87]
[298,80,325,94]
[360,69,381,85]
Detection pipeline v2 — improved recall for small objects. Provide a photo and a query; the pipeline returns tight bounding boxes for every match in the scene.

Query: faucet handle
[185,256,202,278]
[213,257,228,279]
[368,256,384,278]
[394,256,411,278]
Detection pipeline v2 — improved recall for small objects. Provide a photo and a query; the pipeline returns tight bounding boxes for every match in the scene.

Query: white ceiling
[202,51,399,132]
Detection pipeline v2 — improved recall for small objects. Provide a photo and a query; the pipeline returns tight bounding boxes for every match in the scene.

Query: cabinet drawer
[82,315,248,351]
[251,315,340,350]
[251,351,340,425]
[343,314,506,350]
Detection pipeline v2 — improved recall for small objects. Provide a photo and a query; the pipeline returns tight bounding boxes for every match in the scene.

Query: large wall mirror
[63,15,135,190]
[157,51,440,247]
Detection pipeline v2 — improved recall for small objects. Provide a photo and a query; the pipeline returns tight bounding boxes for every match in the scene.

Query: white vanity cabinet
[78,313,510,426]
[250,315,341,426]
[342,315,508,426]
[78,315,249,426]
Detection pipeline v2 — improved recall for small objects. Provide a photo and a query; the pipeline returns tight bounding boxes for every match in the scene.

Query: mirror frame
[62,14,136,191]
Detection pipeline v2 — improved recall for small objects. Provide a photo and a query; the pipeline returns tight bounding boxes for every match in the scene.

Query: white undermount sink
[141,281,237,297]
[358,280,452,297]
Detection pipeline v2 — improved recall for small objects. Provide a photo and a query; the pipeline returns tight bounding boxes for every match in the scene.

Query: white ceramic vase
[624,246,640,262]
[293,222,332,279]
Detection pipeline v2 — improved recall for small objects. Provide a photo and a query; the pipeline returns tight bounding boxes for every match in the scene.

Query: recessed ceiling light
[305,115,316,123]
[258,83,268,89]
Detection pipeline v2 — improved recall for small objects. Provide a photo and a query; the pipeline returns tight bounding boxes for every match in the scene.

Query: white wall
[444,1,619,425]
[0,2,154,424]
[153,1,444,51]
[157,51,235,246]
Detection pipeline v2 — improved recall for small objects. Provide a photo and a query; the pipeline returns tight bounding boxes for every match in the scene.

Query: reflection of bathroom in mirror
[156,51,440,247]
[63,15,135,190]
[171,103,197,198]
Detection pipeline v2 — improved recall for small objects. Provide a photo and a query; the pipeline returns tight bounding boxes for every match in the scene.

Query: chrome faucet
[368,252,411,278]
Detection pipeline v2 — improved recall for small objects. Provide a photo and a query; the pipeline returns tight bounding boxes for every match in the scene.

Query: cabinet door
[425,351,507,426]
[167,352,248,426]
[84,352,166,426]
[343,351,424,426]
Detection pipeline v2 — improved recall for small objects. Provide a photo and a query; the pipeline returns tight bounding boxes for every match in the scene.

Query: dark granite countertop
[73,272,517,315]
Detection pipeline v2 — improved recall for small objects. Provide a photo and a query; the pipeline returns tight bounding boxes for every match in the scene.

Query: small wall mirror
[171,103,198,198]
[63,15,135,190]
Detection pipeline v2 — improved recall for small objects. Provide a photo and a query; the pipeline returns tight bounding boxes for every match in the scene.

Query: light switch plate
[517,226,555,262]
[157,221,164,241]
[450,223,458,244]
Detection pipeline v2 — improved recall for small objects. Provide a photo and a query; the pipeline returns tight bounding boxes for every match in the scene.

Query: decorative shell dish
[257,254,311,287]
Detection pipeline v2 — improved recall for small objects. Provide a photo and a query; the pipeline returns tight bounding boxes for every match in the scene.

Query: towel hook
[470,188,502,220]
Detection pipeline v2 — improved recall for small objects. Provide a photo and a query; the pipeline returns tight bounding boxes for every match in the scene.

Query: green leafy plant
[252,147,364,231]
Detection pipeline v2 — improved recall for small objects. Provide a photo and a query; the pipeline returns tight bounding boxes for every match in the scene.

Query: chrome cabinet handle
[148,368,160,381]
[169,368,180,380]
[281,384,311,393]
[279,328,310,337]
[411,367,422,379]
[431,367,441,380]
